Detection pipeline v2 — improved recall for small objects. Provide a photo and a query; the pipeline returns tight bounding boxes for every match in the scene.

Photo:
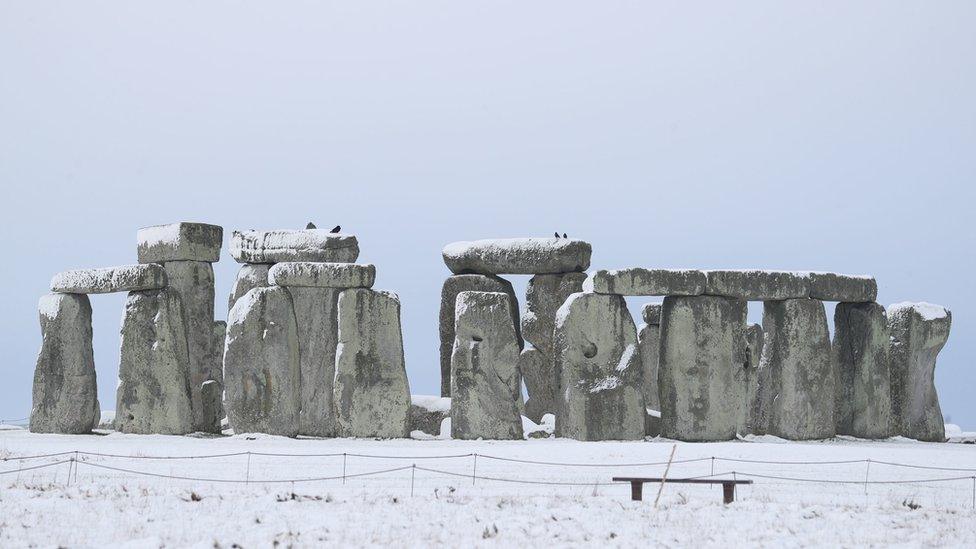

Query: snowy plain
[2,426,976,548]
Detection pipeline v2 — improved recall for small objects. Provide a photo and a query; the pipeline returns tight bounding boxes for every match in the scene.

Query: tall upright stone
[334,289,411,438]
[659,295,746,442]
[116,288,194,435]
[205,321,227,429]
[439,274,521,396]
[268,262,377,437]
[553,293,644,441]
[742,323,764,435]
[637,303,662,412]
[223,287,301,437]
[450,291,523,440]
[888,302,951,442]
[520,272,586,421]
[138,222,224,433]
[161,260,219,433]
[833,302,892,439]
[30,293,100,434]
[758,299,835,440]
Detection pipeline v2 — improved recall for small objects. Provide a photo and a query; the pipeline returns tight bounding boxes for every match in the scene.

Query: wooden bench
[612,477,753,504]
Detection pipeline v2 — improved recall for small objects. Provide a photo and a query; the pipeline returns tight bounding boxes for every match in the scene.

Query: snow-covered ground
[2,427,975,547]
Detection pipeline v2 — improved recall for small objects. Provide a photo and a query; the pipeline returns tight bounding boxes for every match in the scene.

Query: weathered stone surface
[228,264,271,312]
[334,289,411,438]
[162,260,219,433]
[51,264,167,294]
[584,268,706,297]
[642,303,662,325]
[137,222,223,263]
[29,293,99,434]
[208,321,227,428]
[230,229,359,264]
[888,302,951,442]
[659,295,746,442]
[450,291,523,440]
[269,262,375,288]
[553,293,644,441]
[704,270,809,301]
[224,287,301,437]
[743,323,764,435]
[442,238,591,275]
[807,272,877,303]
[637,322,660,411]
[522,272,587,357]
[409,395,450,436]
[833,302,891,439]
[758,299,835,440]
[285,286,341,437]
[116,289,194,435]
[439,274,521,396]
[519,348,554,423]
[200,380,222,435]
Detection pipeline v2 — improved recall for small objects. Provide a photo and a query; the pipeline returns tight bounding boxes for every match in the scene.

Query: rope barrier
[0,459,73,476]
[476,454,711,468]
[76,460,415,484]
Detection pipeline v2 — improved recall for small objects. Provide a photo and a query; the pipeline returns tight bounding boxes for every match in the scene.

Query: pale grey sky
[1,2,973,425]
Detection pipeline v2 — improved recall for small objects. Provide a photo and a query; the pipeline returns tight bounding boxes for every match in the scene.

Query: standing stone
[523,273,587,357]
[743,323,764,435]
[206,321,227,429]
[450,291,523,440]
[334,289,411,438]
[888,302,951,442]
[442,237,591,275]
[637,304,662,411]
[162,260,219,433]
[116,288,194,435]
[223,287,301,437]
[833,302,892,439]
[519,348,553,423]
[30,293,99,434]
[553,293,644,441]
[287,286,341,437]
[439,274,521,396]
[659,295,746,442]
[759,299,835,440]
[228,264,271,311]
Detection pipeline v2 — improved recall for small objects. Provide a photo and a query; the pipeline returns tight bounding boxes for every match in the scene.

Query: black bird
[330,225,341,233]
[563,233,568,238]
[554,231,560,238]
[306,222,316,229]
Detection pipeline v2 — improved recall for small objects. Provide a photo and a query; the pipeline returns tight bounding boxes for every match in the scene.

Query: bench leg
[630,481,643,501]
[722,482,735,504]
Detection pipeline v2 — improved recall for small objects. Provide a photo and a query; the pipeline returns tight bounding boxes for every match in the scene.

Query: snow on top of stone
[38,294,64,318]
[411,395,451,413]
[442,237,578,254]
[888,301,949,321]
[137,224,181,246]
[803,271,875,280]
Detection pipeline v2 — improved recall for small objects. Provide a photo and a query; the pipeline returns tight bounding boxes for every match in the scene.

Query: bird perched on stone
[563,233,568,238]
[330,225,341,233]
[554,231,560,238]
[306,222,316,229]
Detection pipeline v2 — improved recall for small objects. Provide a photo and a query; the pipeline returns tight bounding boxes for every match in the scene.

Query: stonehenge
[553,292,645,441]
[450,291,523,439]
[334,289,411,438]
[30,293,100,434]
[29,225,955,445]
[888,302,951,442]
[833,302,891,439]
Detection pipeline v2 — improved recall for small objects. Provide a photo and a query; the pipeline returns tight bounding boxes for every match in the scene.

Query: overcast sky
[2,2,973,426]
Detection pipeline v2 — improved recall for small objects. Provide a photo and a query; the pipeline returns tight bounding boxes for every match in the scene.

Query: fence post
[245,452,251,485]
[710,456,715,489]
[472,454,478,486]
[411,464,416,497]
[864,459,871,495]
[971,476,974,509]
[342,453,347,485]
[73,451,80,484]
